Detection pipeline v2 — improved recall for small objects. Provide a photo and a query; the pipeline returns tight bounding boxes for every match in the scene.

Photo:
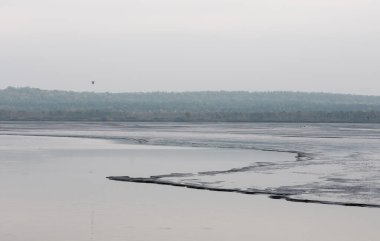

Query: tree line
[1,87,380,122]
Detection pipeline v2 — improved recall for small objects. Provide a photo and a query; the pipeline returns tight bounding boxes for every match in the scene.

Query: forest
[1,87,380,122]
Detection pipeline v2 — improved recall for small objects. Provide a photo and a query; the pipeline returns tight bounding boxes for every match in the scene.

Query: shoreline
[107,176,380,209]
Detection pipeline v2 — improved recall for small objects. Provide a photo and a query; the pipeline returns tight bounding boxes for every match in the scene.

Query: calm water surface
[0,122,379,241]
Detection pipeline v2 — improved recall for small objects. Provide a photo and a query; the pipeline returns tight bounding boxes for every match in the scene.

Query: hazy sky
[1,0,379,94]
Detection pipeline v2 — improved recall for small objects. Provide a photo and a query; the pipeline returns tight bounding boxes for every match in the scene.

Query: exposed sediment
[107,175,380,208]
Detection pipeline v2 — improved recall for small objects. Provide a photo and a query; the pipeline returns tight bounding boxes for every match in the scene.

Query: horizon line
[2,86,380,97]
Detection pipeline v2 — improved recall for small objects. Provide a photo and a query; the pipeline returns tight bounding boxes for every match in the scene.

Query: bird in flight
[91,81,95,85]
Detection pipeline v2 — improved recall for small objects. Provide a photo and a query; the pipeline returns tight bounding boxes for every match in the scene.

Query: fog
[1,0,379,94]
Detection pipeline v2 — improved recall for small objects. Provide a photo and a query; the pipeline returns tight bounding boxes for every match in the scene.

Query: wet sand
[0,135,379,241]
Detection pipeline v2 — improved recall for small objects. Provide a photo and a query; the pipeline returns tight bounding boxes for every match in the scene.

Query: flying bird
[91,81,95,85]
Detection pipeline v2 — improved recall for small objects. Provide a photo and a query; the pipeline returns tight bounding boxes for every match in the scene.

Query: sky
[1,0,380,94]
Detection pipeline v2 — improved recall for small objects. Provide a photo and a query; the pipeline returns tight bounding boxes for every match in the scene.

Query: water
[1,122,379,206]
[1,122,380,241]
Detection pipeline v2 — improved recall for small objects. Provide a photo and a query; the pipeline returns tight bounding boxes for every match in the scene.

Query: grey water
[1,122,379,207]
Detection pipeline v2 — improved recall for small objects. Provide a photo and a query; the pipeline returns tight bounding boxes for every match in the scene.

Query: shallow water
[0,132,379,241]
[1,122,379,206]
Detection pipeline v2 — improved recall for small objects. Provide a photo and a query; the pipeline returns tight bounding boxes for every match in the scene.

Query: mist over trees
[1,87,380,122]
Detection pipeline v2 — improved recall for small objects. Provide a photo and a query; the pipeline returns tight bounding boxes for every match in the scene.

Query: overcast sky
[1,0,379,94]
